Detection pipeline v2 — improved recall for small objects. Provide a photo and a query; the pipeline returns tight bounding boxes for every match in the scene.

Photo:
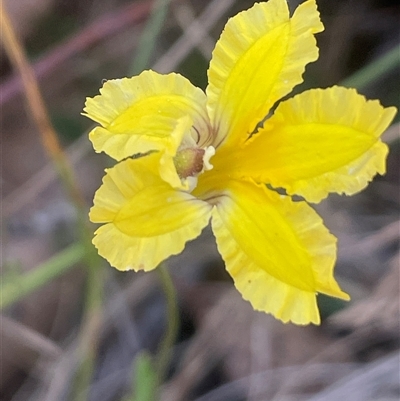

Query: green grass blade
[1,242,85,309]
[130,0,172,75]
[341,44,400,90]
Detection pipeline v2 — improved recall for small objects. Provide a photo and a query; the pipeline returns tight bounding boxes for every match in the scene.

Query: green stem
[1,243,85,309]
[340,44,400,90]
[71,219,105,401]
[155,265,179,385]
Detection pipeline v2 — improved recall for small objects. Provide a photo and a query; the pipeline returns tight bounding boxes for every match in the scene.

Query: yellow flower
[83,0,396,324]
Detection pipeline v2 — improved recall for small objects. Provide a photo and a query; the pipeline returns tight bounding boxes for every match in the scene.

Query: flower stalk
[156,265,179,384]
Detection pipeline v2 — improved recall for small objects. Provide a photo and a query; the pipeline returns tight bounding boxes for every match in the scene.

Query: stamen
[202,146,215,171]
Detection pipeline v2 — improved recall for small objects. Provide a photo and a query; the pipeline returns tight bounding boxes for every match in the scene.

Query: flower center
[170,124,215,192]
[173,145,215,181]
[173,148,205,179]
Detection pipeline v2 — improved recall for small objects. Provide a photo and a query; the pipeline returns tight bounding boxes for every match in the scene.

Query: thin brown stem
[0,0,83,207]
[0,0,153,106]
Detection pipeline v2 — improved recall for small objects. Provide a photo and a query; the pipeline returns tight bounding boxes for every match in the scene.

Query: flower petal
[90,154,212,271]
[206,0,323,148]
[83,70,212,160]
[210,180,349,325]
[223,86,397,203]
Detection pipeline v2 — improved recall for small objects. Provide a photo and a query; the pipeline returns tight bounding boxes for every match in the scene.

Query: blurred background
[1,0,399,400]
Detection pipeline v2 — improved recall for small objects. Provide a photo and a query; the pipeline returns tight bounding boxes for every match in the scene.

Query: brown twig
[0,0,153,106]
[1,315,62,360]
[0,0,84,207]
[154,0,236,73]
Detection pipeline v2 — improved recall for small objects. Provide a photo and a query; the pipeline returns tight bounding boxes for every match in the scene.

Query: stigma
[173,145,215,191]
